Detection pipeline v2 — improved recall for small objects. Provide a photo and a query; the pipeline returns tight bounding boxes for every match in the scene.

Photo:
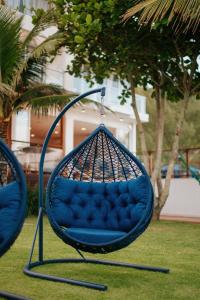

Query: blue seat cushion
[0,181,21,245]
[63,227,126,244]
[50,175,150,234]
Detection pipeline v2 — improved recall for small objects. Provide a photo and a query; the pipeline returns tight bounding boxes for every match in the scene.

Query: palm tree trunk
[0,118,10,145]
[0,118,10,185]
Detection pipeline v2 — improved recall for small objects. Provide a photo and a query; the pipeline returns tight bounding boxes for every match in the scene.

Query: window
[30,113,62,148]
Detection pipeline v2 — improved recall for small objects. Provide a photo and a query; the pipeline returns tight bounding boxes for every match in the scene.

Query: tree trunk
[153,175,163,220]
[151,86,165,188]
[155,93,190,217]
[0,118,10,185]
[129,76,149,173]
[153,204,161,220]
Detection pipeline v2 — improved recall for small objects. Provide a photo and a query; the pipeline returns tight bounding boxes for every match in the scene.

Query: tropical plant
[0,5,73,144]
[123,0,200,33]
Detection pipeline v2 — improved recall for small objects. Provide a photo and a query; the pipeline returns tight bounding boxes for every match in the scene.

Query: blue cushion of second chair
[0,181,21,245]
[64,227,126,244]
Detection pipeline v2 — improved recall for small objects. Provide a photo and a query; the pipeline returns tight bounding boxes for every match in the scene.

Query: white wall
[63,107,136,154]
[161,178,200,220]
[11,111,30,150]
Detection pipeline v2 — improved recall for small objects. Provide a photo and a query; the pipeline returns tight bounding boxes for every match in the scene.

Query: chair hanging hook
[100,92,105,124]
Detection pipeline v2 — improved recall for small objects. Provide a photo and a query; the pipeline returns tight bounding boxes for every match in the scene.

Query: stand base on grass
[24,258,170,291]
[0,291,30,300]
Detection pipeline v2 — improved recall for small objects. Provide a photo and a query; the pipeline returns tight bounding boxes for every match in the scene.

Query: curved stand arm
[39,87,105,208]
[38,87,105,261]
[38,87,105,262]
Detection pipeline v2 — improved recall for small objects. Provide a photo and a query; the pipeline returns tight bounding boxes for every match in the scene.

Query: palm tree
[123,0,200,33]
[0,5,74,144]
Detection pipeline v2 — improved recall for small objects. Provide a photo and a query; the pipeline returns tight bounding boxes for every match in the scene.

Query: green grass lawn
[0,218,200,300]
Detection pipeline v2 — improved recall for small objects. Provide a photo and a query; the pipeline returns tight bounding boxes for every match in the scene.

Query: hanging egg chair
[46,124,153,254]
[0,138,28,300]
[0,138,26,257]
[24,88,169,292]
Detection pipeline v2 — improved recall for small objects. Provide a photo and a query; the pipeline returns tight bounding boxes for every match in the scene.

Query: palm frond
[11,32,66,88]
[13,83,75,109]
[14,89,112,115]
[21,94,75,114]
[23,9,57,47]
[29,32,66,60]
[123,0,200,33]
[123,0,157,21]
[0,83,16,97]
[78,97,113,113]
[27,95,112,115]
[0,5,24,83]
[19,56,46,87]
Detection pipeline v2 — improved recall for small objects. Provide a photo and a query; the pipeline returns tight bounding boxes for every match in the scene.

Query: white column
[129,121,136,154]
[11,110,30,151]
[63,113,74,155]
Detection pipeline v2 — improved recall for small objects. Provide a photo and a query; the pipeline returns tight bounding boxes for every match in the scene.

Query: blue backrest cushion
[50,175,150,232]
[0,181,21,243]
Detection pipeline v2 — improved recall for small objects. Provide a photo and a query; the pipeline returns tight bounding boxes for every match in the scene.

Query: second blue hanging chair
[0,138,28,300]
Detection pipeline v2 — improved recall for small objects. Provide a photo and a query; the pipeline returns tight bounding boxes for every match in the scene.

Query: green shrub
[27,185,46,215]
[27,185,39,215]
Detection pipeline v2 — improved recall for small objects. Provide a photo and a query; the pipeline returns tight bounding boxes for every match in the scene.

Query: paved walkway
[160,214,200,224]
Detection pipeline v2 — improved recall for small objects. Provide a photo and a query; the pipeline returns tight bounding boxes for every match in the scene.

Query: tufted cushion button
[73,213,80,220]
[110,202,115,209]
[87,215,94,222]
[117,215,121,222]
[121,200,127,207]
[65,198,71,205]
[80,201,86,208]
[88,189,93,195]
[96,202,102,209]
[103,216,108,222]
[131,198,137,204]
[127,211,131,219]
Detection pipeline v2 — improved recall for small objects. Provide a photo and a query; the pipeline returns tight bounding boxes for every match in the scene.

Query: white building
[5,0,148,173]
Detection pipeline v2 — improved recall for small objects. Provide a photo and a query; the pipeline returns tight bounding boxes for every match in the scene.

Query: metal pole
[38,87,105,261]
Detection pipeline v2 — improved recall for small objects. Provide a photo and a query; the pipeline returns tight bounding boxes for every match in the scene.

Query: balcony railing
[45,67,65,86]
[147,147,200,180]
[5,0,50,15]
[72,76,147,116]
[11,140,64,173]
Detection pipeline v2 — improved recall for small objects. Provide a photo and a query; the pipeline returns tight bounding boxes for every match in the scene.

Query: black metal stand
[0,291,30,300]
[24,207,170,291]
[24,258,169,292]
